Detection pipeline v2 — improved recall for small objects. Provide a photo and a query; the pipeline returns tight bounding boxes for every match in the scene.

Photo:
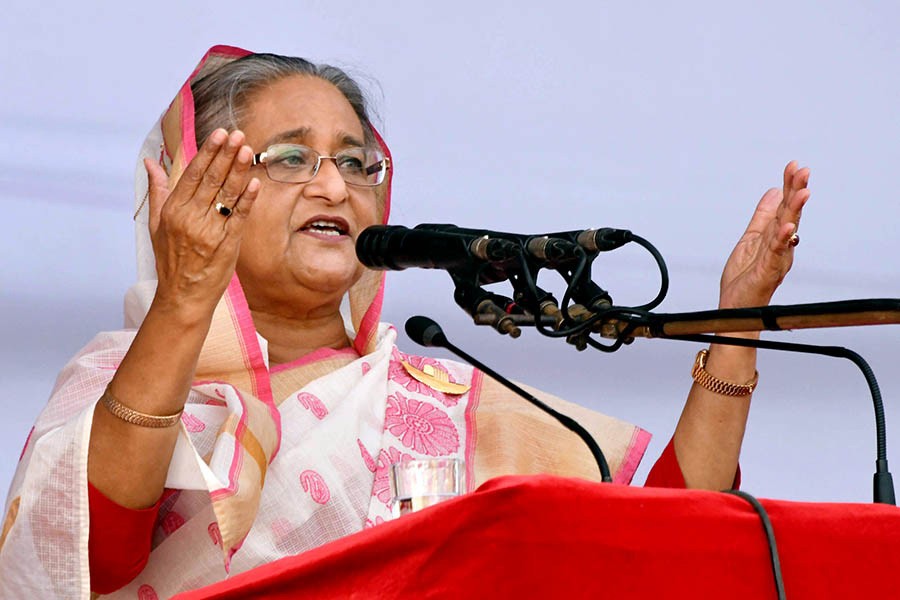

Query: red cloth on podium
[87,437,713,592]
[173,475,900,599]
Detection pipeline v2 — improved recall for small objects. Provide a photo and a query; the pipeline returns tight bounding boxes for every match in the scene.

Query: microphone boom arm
[471,298,900,337]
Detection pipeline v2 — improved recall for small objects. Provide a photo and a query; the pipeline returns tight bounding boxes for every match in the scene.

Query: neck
[251,307,351,366]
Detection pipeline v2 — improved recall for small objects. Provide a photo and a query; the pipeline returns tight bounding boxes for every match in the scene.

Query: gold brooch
[400,361,471,395]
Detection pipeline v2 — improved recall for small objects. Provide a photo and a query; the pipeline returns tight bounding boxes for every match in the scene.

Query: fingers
[741,187,782,236]
[177,129,229,201]
[224,177,261,231]
[175,129,254,213]
[209,142,254,216]
[773,221,797,251]
[144,158,170,235]
[774,162,810,242]
[782,160,798,209]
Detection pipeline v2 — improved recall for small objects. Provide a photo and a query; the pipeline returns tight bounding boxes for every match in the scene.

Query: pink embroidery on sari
[300,470,331,504]
[161,511,186,536]
[385,392,459,455]
[389,353,459,406]
[208,522,222,546]
[297,392,328,420]
[271,517,293,542]
[138,584,159,600]
[361,361,371,375]
[205,388,227,406]
[373,446,414,504]
[181,412,206,432]
[357,439,377,472]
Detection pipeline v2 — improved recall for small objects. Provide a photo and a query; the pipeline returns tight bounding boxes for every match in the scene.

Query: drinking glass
[389,458,464,517]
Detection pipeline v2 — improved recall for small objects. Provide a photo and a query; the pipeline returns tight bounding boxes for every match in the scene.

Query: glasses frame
[251,144,391,187]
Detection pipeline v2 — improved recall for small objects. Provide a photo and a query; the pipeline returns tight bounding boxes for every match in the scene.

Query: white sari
[0,45,649,599]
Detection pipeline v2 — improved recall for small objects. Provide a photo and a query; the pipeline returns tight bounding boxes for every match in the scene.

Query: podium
[173,475,900,599]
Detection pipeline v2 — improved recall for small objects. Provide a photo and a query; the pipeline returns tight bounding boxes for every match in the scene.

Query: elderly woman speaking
[0,46,809,598]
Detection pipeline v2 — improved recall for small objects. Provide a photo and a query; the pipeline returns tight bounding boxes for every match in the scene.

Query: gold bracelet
[691,349,758,397]
[100,386,183,428]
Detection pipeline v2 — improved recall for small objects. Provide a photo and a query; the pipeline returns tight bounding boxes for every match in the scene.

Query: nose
[303,156,349,204]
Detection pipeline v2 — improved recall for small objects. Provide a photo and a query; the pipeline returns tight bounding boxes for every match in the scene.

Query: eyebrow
[264,127,366,149]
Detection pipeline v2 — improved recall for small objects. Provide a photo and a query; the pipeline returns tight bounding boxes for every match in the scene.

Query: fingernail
[229,130,245,146]
[210,129,227,145]
[237,146,252,162]
[247,177,261,193]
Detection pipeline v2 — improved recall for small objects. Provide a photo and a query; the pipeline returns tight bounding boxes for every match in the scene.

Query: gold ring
[214,202,232,217]
[788,232,800,247]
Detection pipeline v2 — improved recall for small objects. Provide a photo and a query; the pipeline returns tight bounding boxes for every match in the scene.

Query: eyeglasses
[252,143,390,187]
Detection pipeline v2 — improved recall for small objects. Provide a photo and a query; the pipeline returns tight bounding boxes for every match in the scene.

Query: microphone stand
[472,298,900,505]
[361,223,900,503]
[405,316,613,483]
[588,298,900,339]
[665,333,895,506]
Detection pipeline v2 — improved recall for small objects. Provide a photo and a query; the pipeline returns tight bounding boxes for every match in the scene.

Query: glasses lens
[336,147,387,186]
[263,144,388,186]
[264,144,318,183]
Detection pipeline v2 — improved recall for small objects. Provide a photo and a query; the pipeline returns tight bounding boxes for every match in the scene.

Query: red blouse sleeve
[644,437,741,490]
[88,482,163,594]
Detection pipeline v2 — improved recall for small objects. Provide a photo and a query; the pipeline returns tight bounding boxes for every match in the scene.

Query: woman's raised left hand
[718,161,810,310]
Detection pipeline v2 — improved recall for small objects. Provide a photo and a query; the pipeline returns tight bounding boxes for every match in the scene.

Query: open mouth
[299,217,350,237]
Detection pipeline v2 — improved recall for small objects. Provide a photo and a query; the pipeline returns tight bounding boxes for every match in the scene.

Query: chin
[296,263,364,297]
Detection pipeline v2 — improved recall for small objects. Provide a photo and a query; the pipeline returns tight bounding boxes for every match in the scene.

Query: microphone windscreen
[405,316,447,348]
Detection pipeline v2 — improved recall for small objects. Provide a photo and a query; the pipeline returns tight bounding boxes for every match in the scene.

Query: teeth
[305,219,345,236]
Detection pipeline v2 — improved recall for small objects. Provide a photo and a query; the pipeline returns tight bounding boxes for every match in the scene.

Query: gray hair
[191,53,376,147]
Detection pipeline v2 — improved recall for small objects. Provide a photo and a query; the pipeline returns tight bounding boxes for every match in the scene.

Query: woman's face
[235,75,380,317]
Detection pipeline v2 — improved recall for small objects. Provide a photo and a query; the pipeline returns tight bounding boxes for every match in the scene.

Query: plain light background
[2,1,898,504]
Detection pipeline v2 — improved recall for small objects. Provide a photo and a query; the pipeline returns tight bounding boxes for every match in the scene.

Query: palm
[718,162,810,310]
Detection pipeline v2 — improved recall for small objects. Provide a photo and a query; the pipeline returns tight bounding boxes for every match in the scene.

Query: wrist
[148,292,217,331]
[718,289,773,311]
[703,342,758,383]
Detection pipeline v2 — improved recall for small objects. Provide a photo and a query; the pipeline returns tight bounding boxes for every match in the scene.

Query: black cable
[515,231,668,339]
[628,234,669,311]
[723,489,786,600]
[558,247,589,325]
[666,333,895,505]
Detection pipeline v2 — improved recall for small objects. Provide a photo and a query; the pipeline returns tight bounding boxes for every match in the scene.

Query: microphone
[416,224,597,267]
[356,225,521,279]
[405,315,613,482]
[415,224,636,269]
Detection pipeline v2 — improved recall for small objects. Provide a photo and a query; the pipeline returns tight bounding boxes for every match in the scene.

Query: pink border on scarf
[353,274,386,355]
[224,277,281,456]
[352,125,392,354]
[177,45,251,165]
[370,126,392,222]
[209,387,249,502]
[270,346,360,375]
[613,428,652,485]
[463,370,483,493]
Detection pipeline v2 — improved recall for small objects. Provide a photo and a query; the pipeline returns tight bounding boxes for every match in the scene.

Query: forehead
[239,75,366,149]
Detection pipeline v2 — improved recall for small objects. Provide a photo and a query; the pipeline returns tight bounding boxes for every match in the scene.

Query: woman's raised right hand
[144,129,260,324]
